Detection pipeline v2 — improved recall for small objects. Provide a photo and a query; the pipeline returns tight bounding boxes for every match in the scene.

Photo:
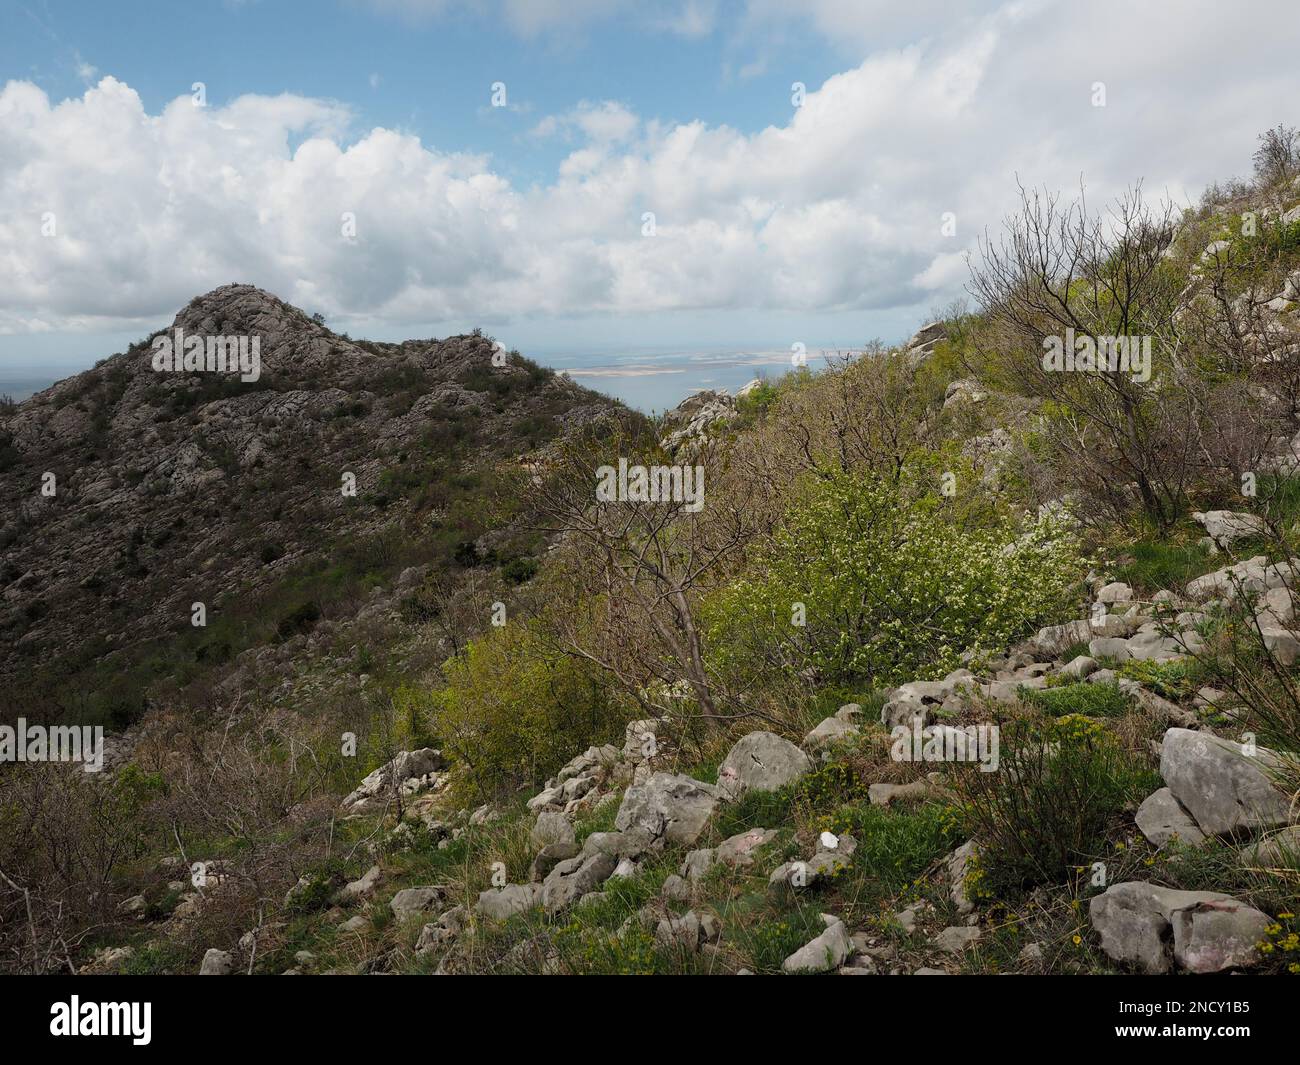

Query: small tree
[969,181,1210,531]
[1253,124,1300,191]
[521,418,769,732]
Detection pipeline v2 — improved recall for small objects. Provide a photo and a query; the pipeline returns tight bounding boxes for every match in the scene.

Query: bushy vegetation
[951,713,1159,893]
[705,468,1083,688]
[429,620,627,803]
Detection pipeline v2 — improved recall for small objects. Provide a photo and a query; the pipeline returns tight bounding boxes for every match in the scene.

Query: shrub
[950,713,1158,892]
[276,600,321,640]
[705,469,1083,688]
[430,620,627,802]
[500,557,538,584]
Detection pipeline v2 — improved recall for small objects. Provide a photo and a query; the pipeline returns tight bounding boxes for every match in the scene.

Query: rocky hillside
[0,284,619,725]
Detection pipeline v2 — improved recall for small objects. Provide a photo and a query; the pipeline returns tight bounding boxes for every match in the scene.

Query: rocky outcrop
[903,322,947,360]
[659,389,737,455]
[341,749,444,814]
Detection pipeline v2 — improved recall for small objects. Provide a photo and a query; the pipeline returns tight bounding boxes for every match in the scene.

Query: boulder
[1185,556,1268,601]
[1261,627,1300,666]
[1088,636,1131,661]
[947,841,978,915]
[335,864,381,903]
[390,886,446,923]
[716,827,779,867]
[655,910,721,952]
[1096,581,1134,604]
[415,906,466,955]
[529,841,579,882]
[869,780,933,806]
[530,811,576,850]
[661,874,691,901]
[782,914,852,973]
[1030,620,1093,657]
[579,828,656,861]
[541,852,617,914]
[1059,655,1100,679]
[614,773,719,847]
[803,715,859,751]
[199,948,233,975]
[680,848,715,881]
[1135,787,1206,847]
[1192,511,1267,551]
[1160,728,1291,836]
[717,732,810,800]
[1240,825,1300,868]
[475,883,542,921]
[1089,881,1269,973]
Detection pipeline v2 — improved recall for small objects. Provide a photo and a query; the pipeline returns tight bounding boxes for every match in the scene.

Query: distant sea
[548,346,825,414]
[0,346,845,415]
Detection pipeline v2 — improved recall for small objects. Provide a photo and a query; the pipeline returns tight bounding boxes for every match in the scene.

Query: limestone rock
[1160,727,1291,836]
[717,732,811,800]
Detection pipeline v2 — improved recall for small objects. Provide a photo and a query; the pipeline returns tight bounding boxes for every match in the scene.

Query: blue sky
[2,0,1298,406]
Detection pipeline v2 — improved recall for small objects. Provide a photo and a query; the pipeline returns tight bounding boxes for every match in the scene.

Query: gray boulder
[199,948,234,975]
[1030,620,1092,657]
[717,732,810,799]
[1135,787,1206,847]
[614,773,720,846]
[390,886,446,923]
[335,864,381,903]
[782,914,852,973]
[1193,510,1267,551]
[541,851,617,914]
[803,715,859,751]
[1160,727,1291,836]
[475,883,542,921]
[529,841,579,882]
[716,827,778,867]
[1089,881,1269,973]
[530,811,576,850]
[1240,825,1300,868]
[655,910,721,952]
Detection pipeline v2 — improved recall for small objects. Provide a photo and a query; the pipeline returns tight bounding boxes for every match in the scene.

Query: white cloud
[2,0,1298,336]
[532,100,639,145]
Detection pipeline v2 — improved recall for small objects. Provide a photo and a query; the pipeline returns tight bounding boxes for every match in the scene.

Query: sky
[1,0,1298,407]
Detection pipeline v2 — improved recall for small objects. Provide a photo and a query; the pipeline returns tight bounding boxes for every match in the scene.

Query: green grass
[1023,681,1133,718]
[1112,537,1212,595]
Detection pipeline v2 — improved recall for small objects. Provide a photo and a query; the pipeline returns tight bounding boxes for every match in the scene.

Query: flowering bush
[704,469,1084,688]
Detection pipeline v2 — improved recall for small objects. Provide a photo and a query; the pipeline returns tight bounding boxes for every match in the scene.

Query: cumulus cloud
[1,0,1297,335]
